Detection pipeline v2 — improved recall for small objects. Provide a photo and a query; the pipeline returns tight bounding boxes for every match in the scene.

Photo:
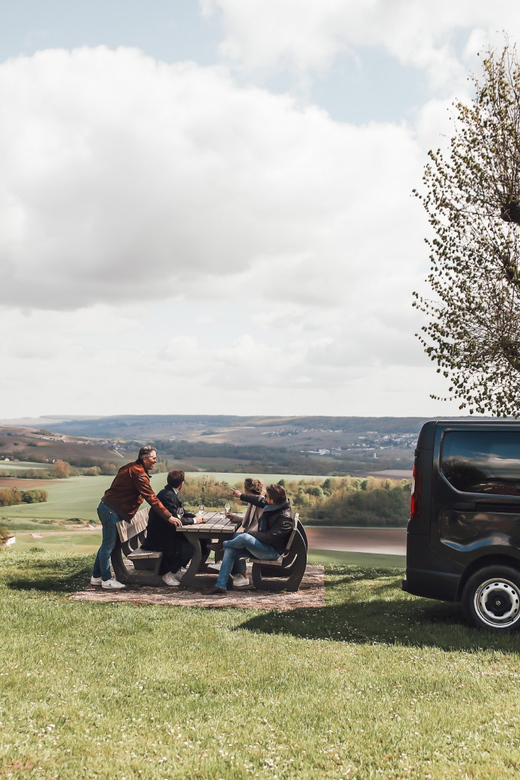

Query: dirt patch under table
[70,564,325,610]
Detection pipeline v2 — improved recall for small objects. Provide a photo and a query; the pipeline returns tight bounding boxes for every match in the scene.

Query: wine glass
[224,502,231,517]
[198,504,205,516]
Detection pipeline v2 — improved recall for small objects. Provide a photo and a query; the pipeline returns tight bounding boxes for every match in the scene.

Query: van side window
[441,431,520,495]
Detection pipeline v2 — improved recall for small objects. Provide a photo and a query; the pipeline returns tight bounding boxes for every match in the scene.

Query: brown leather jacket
[102,460,171,523]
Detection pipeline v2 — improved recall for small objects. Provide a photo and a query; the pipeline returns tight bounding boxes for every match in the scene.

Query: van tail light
[410,464,422,519]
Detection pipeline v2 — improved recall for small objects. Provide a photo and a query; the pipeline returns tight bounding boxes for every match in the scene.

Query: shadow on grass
[238,568,520,653]
[5,557,92,593]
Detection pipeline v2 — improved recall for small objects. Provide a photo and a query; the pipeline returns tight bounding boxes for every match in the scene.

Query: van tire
[462,566,520,631]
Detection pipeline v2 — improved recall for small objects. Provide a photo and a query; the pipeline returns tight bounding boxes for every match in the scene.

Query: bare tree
[414,43,520,416]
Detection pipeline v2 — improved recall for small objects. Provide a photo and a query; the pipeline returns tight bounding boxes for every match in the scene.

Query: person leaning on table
[207,483,293,596]
[91,445,181,590]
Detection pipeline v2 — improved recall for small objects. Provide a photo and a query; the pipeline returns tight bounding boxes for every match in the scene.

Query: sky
[1,0,519,420]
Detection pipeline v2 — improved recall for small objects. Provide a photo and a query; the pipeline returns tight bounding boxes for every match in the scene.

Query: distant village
[260,427,418,456]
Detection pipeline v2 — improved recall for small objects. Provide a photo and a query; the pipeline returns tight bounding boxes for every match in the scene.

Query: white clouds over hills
[1,2,519,417]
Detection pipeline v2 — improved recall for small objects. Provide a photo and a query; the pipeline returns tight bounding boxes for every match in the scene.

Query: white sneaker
[90,576,102,586]
[173,567,187,583]
[207,561,222,572]
[101,578,125,590]
[162,572,181,587]
[232,574,250,588]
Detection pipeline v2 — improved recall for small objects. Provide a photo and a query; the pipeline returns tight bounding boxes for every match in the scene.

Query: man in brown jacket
[91,445,180,589]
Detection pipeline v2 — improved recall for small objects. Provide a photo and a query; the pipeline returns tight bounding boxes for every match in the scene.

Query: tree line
[0,488,48,507]
[178,475,411,528]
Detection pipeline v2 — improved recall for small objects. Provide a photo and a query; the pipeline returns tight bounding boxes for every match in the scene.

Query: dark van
[402,419,520,631]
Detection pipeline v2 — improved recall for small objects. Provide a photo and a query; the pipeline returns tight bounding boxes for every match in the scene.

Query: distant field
[6,531,404,566]
[0,471,331,522]
[0,461,50,472]
[0,476,112,522]
[308,548,405,568]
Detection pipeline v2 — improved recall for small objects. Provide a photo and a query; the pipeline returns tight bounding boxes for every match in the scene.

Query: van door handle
[453,502,476,511]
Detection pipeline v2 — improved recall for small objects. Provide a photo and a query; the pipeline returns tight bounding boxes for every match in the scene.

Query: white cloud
[2,7,501,418]
[0,46,428,320]
[202,0,520,93]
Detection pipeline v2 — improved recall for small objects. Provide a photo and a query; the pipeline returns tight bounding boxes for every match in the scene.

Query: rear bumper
[402,569,460,602]
[403,532,464,602]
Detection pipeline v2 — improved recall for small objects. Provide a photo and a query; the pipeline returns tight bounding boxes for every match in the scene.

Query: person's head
[243,477,264,495]
[265,483,287,504]
[138,445,157,471]
[167,470,185,490]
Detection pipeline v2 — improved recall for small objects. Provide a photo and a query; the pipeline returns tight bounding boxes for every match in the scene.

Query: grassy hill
[0,426,124,466]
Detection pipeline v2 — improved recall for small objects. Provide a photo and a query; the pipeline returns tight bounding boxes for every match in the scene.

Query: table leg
[181,533,202,586]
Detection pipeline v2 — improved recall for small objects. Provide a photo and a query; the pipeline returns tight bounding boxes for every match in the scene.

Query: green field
[10,532,101,554]
[2,548,520,778]
[0,475,113,522]
[0,472,330,524]
[0,461,50,472]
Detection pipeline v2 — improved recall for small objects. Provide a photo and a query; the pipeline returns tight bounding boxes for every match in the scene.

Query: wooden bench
[250,516,308,592]
[111,507,165,586]
[111,507,230,586]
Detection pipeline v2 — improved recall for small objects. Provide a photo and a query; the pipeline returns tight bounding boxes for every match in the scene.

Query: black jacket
[143,486,196,552]
[239,493,293,552]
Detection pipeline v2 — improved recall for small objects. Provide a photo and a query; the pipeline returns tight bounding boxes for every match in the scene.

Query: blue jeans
[92,501,121,581]
[215,533,280,590]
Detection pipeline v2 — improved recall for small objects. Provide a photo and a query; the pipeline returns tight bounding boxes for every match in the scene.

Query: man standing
[91,445,180,589]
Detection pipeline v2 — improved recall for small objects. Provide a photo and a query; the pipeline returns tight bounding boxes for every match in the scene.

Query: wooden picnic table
[111,509,308,591]
[180,512,240,586]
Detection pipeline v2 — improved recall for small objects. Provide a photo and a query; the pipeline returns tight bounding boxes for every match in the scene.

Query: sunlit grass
[1,549,520,778]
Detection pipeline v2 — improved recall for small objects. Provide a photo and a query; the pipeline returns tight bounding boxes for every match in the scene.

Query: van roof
[417,418,520,448]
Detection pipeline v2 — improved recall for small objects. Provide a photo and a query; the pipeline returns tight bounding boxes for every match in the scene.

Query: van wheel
[462,566,520,631]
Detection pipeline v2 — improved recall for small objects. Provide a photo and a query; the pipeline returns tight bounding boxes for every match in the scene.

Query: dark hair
[167,470,185,489]
[138,445,156,462]
[266,483,287,503]
[243,477,264,495]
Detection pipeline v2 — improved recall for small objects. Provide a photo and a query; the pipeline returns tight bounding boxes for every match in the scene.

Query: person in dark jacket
[207,483,293,595]
[142,470,207,586]
[91,446,180,590]
[207,477,265,580]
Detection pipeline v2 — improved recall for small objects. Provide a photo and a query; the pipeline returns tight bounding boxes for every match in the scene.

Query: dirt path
[305,527,406,555]
[70,565,325,610]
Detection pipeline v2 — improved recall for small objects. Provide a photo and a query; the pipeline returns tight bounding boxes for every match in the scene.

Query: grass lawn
[11,532,101,554]
[1,549,520,778]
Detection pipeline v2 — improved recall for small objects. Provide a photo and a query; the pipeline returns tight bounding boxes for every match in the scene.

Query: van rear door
[431,424,520,580]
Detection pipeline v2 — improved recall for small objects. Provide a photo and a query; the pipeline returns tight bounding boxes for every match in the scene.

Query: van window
[440,430,520,495]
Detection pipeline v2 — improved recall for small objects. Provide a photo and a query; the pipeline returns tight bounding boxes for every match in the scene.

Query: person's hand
[198,516,207,524]
[232,489,241,498]
[168,516,182,527]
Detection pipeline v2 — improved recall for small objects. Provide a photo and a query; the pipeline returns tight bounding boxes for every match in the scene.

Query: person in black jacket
[207,483,293,595]
[142,470,206,586]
